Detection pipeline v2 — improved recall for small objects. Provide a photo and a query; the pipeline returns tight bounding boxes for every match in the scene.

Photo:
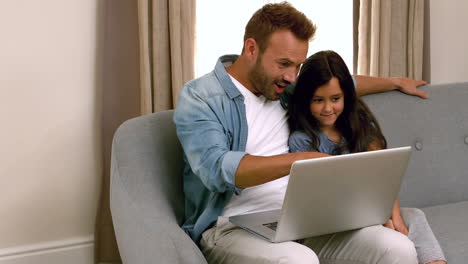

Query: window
[195,0,353,77]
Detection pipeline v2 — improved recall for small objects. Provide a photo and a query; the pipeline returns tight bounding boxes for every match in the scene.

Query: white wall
[0,0,102,262]
[425,0,468,84]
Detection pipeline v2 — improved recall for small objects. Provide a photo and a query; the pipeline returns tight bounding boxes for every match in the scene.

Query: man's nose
[283,68,297,84]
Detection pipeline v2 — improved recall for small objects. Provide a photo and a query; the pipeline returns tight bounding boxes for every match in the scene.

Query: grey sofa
[110,82,468,264]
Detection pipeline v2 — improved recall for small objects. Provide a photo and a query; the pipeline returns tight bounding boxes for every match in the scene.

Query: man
[174,2,428,263]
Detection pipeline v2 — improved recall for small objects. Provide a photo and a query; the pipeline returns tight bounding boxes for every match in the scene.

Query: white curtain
[138,0,196,114]
[356,0,424,79]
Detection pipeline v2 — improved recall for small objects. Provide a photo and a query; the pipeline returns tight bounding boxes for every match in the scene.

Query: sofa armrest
[110,111,207,264]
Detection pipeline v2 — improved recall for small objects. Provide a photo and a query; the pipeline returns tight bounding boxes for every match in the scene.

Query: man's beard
[248,56,285,101]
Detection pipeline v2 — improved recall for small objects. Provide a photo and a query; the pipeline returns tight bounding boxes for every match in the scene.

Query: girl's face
[309,77,344,130]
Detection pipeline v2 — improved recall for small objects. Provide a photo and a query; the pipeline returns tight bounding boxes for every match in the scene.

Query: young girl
[288,50,446,264]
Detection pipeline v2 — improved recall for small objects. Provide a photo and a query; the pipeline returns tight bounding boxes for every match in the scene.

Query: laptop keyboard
[263,222,278,231]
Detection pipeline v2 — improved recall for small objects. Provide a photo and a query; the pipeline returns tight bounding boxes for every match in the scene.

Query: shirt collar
[214,55,243,100]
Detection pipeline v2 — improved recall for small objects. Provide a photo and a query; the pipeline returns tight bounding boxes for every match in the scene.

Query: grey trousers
[200,208,445,264]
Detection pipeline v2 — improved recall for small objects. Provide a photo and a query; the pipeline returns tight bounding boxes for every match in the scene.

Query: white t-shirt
[222,75,290,217]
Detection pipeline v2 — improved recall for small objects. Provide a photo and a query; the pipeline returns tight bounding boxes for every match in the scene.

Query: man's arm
[236,130,331,189]
[354,75,428,99]
[235,152,329,188]
[175,83,328,192]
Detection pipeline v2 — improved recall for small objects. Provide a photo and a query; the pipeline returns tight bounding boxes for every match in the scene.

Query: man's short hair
[244,2,316,53]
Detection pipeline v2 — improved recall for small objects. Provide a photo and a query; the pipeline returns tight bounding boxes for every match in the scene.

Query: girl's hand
[384,217,409,235]
[384,200,409,235]
[384,219,395,230]
[391,214,409,236]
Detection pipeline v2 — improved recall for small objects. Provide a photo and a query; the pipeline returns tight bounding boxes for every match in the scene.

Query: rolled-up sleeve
[174,82,245,194]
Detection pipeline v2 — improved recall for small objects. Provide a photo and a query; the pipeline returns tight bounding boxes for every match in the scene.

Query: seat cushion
[422,201,468,264]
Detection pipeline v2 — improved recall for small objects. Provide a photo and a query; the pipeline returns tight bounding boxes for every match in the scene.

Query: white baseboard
[0,235,94,264]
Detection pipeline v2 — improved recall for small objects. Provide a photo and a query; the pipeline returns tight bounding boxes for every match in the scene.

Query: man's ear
[244,38,259,61]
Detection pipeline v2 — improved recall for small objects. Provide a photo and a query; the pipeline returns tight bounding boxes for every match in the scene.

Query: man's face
[247,30,308,101]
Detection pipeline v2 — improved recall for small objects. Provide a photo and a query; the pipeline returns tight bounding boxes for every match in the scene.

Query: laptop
[229,146,412,243]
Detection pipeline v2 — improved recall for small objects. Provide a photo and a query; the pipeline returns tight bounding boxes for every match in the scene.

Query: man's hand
[390,77,429,99]
[354,75,429,99]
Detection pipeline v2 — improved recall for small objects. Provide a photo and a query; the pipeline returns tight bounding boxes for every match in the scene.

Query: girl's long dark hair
[288,50,387,154]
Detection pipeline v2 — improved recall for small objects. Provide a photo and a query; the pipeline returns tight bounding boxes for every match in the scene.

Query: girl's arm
[369,140,409,235]
[387,200,409,235]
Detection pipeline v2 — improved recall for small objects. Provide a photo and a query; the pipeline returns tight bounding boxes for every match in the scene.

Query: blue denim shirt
[174,55,248,243]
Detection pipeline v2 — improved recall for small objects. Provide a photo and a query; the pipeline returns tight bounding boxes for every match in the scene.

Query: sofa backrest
[362,82,468,208]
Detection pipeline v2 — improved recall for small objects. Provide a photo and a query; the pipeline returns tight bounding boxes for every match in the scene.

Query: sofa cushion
[422,201,468,264]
